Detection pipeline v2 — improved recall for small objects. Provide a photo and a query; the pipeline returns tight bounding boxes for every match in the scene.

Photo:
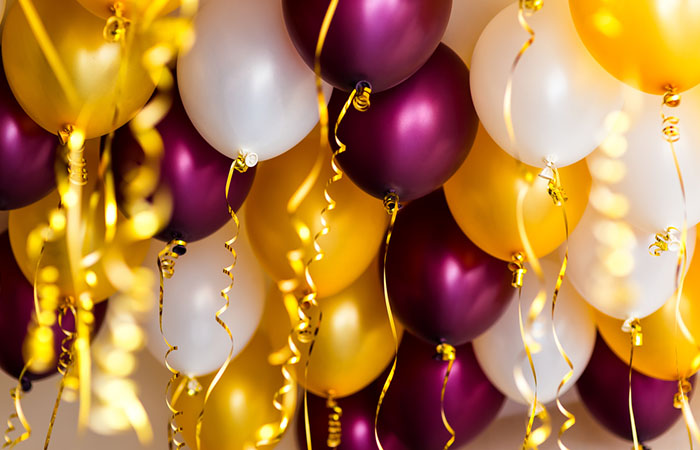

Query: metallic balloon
[283,0,451,92]
[386,189,512,346]
[330,44,477,202]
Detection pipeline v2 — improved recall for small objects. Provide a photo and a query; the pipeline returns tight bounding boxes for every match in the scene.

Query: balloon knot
[383,192,400,215]
[103,2,130,43]
[521,0,543,12]
[539,160,567,206]
[158,240,188,279]
[621,318,643,347]
[326,394,342,448]
[648,227,681,256]
[674,378,693,409]
[233,151,258,173]
[508,252,527,288]
[663,86,681,108]
[352,81,372,112]
[435,343,456,362]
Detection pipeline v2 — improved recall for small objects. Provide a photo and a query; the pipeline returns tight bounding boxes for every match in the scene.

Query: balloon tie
[621,318,643,449]
[3,362,33,448]
[352,82,372,112]
[509,253,527,289]
[374,192,401,450]
[674,378,700,448]
[158,240,188,449]
[436,343,456,450]
[103,2,130,43]
[326,394,342,448]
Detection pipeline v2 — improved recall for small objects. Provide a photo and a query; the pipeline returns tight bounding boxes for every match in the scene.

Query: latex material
[444,124,591,261]
[1,0,154,138]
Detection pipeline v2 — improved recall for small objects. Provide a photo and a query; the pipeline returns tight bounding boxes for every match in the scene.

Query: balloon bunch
[3,0,700,450]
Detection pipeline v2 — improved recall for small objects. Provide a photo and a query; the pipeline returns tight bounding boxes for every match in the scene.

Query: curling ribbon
[436,343,457,450]
[158,240,188,449]
[374,192,401,450]
[44,304,78,450]
[193,154,256,450]
[674,378,700,448]
[3,362,32,448]
[539,162,576,450]
[103,2,129,42]
[326,394,342,448]
[621,318,643,450]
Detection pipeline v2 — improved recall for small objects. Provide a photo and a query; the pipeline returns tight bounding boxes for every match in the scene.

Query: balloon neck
[648,227,681,256]
[233,151,258,173]
[326,394,342,448]
[383,192,400,215]
[186,377,202,396]
[508,252,527,288]
[435,343,456,362]
[621,318,643,347]
[521,0,543,13]
[58,125,87,186]
[538,160,567,206]
[352,81,372,112]
[158,239,188,279]
[674,378,693,409]
[663,86,681,108]
[103,2,130,43]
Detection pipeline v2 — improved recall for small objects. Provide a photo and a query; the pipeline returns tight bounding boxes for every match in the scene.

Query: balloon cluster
[1,0,700,449]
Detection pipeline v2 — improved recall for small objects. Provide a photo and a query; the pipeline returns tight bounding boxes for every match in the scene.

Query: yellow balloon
[76,0,179,20]
[9,140,149,303]
[245,127,388,298]
[297,259,402,398]
[569,0,700,94]
[176,299,296,450]
[444,125,591,262]
[1,0,155,139]
[597,240,700,380]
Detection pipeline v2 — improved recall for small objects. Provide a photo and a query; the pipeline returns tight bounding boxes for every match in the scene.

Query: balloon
[330,44,477,202]
[76,0,178,20]
[177,0,330,162]
[297,259,402,398]
[282,0,450,93]
[176,328,296,450]
[300,378,404,450]
[386,189,512,346]
[381,333,504,449]
[596,234,700,380]
[444,124,591,261]
[569,0,700,94]
[442,0,512,67]
[1,0,154,139]
[473,256,596,404]
[566,204,696,320]
[245,127,387,298]
[113,84,255,243]
[577,335,693,444]
[0,57,56,210]
[142,218,265,377]
[0,231,108,383]
[9,141,149,304]
[470,1,623,168]
[592,86,700,233]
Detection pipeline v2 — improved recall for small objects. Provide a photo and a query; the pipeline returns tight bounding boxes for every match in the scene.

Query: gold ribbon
[3,362,32,448]
[620,318,643,449]
[436,343,456,450]
[674,378,700,447]
[326,395,342,448]
[374,192,401,450]
[158,240,188,449]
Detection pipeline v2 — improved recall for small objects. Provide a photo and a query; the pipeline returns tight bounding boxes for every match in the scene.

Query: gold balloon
[2,0,155,139]
[444,124,591,262]
[76,0,179,20]
[9,140,149,303]
[597,240,700,381]
[569,0,700,94]
[176,298,297,450]
[245,127,388,298]
[297,259,402,398]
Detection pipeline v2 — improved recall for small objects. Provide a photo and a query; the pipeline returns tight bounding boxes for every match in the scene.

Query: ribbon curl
[436,343,456,450]
[621,318,643,449]
[326,395,342,448]
[3,363,32,448]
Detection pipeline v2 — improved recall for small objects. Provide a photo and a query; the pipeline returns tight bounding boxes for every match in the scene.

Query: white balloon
[470,0,623,168]
[177,0,331,162]
[595,86,700,233]
[566,204,696,320]
[473,256,596,405]
[143,218,266,377]
[442,0,512,67]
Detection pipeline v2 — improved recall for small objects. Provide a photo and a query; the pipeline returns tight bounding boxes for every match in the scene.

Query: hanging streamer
[674,379,700,447]
[326,395,342,448]
[374,192,400,450]
[621,318,643,450]
[436,343,456,450]
[3,362,32,448]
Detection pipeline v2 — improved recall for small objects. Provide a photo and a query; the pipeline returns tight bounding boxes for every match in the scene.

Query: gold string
[103,2,129,43]
[675,379,700,447]
[374,192,400,450]
[621,318,642,449]
[313,0,338,148]
[158,240,188,449]
[436,343,456,450]
[3,362,32,448]
[326,394,342,448]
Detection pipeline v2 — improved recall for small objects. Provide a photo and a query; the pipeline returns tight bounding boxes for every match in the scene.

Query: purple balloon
[577,335,693,444]
[0,232,107,385]
[283,0,451,93]
[329,44,477,202]
[386,189,512,346]
[380,333,504,449]
[113,86,255,243]
[0,60,56,210]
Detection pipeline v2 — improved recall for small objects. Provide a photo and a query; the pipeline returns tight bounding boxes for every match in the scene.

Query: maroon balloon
[329,44,477,202]
[577,335,693,444]
[380,333,504,449]
[113,86,255,243]
[0,60,56,210]
[0,232,107,386]
[283,0,451,93]
[386,189,512,346]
